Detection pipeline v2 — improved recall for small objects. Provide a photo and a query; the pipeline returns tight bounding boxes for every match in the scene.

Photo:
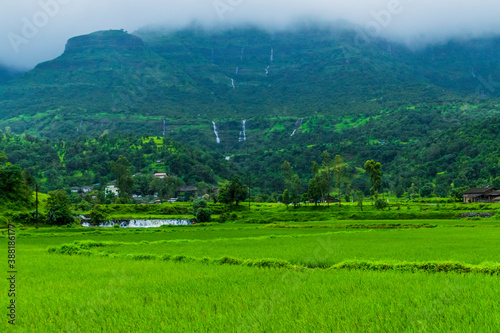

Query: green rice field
[2,206,500,332]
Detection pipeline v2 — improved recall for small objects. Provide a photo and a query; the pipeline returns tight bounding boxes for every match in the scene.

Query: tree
[290,174,302,208]
[110,155,134,199]
[218,185,231,207]
[318,171,330,206]
[364,160,382,199]
[217,177,247,209]
[229,176,248,206]
[334,155,346,205]
[311,161,319,176]
[419,184,434,198]
[281,161,294,189]
[449,186,469,202]
[193,198,208,214]
[356,191,364,211]
[195,208,212,223]
[308,177,322,206]
[193,199,211,222]
[47,190,73,225]
[282,189,290,209]
[89,206,109,226]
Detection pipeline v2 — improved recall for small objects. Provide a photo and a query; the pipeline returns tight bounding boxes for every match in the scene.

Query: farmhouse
[154,173,167,179]
[463,187,500,203]
[176,186,198,201]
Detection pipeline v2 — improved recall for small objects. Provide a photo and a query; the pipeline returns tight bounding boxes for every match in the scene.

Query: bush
[195,208,212,222]
[374,199,389,210]
[193,199,208,213]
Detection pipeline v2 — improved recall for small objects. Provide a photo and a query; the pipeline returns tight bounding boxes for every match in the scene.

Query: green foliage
[364,160,382,198]
[218,177,248,209]
[192,199,208,214]
[282,189,290,208]
[46,190,74,225]
[90,206,109,225]
[374,199,390,210]
[307,177,322,206]
[0,154,33,210]
[195,207,212,223]
[111,155,134,198]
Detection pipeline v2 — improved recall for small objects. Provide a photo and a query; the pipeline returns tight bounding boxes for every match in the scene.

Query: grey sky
[1,0,500,69]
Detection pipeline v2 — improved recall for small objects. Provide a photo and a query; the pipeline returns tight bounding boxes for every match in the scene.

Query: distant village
[70,172,207,204]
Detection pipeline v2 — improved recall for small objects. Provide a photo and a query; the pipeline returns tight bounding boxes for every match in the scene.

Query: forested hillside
[1,25,500,198]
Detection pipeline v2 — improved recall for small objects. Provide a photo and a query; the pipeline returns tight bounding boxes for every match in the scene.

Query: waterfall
[231,78,235,89]
[212,121,221,144]
[271,48,274,62]
[241,48,244,60]
[239,119,247,142]
[470,67,476,78]
[290,118,303,137]
[265,66,270,76]
[77,119,83,132]
[236,67,239,74]
[163,119,166,136]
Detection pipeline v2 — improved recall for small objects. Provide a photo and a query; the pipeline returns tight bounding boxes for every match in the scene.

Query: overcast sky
[2,0,500,69]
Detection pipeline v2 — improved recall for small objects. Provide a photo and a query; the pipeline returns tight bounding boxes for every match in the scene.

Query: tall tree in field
[282,189,290,209]
[229,176,248,206]
[47,190,73,225]
[281,161,294,189]
[218,177,248,209]
[290,174,302,208]
[364,160,382,199]
[333,155,346,205]
[308,177,322,206]
[110,155,134,200]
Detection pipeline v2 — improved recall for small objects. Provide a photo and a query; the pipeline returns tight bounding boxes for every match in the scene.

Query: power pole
[35,184,39,229]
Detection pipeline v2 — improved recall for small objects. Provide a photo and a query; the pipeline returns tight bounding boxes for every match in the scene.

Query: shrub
[195,208,212,222]
[374,199,389,210]
[193,199,208,214]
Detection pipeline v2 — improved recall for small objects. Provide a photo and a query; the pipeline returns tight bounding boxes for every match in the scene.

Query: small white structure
[154,173,167,179]
[106,185,119,196]
[82,186,93,193]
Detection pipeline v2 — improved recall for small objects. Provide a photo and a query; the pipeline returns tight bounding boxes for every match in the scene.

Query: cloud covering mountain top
[2,0,500,69]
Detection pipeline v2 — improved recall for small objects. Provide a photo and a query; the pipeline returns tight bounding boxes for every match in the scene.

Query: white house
[106,185,119,196]
[154,173,167,179]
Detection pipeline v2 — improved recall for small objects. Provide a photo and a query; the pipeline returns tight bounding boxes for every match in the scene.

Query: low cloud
[1,0,500,69]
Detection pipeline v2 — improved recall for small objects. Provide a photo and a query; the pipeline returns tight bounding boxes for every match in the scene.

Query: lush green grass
[3,214,500,331]
[48,226,500,267]
[2,240,500,332]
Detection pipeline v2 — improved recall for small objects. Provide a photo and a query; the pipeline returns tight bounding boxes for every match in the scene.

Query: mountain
[1,25,500,195]
[0,65,21,84]
[0,25,484,139]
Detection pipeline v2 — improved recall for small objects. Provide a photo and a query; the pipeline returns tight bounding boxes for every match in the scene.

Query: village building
[463,187,500,203]
[154,173,167,179]
[176,186,198,201]
[82,186,93,193]
[70,187,80,193]
[106,185,119,196]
